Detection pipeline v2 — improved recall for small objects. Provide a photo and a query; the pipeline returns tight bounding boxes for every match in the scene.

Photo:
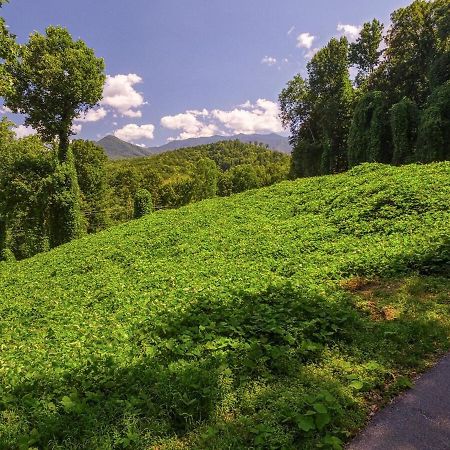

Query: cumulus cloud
[337,24,362,42]
[161,111,219,140]
[75,107,108,122]
[261,56,277,66]
[212,99,283,135]
[101,74,145,118]
[161,99,283,141]
[297,32,315,49]
[14,125,36,139]
[114,123,155,143]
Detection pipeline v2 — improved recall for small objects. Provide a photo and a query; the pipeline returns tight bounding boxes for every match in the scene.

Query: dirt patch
[340,277,402,321]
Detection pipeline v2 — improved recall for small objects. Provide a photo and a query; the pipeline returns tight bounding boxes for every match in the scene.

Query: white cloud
[122,109,142,118]
[212,99,283,135]
[71,124,82,135]
[114,123,155,143]
[337,24,362,42]
[161,111,219,140]
[14,124,36,139]
[76,107,107,122]
[161,99,283,141]
[261,56,277,66]
[101,74,145,118]
[297,32,315,49]
[287,26,295,36]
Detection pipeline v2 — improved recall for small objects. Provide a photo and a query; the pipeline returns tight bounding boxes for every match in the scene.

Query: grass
[0,162,449,449]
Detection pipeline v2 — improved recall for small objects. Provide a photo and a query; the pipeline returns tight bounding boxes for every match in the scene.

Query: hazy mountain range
[97,133,291,160]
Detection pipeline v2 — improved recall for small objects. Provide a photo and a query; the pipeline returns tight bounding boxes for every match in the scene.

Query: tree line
[280,0,449,178]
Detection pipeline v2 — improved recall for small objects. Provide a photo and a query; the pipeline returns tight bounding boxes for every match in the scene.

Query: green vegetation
[0,132,290,261]
[107,140,290,221]
[0,163,449,449]
[281,0,450,177]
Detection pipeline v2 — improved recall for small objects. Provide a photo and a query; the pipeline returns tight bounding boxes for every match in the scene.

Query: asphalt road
[348,354,450,450]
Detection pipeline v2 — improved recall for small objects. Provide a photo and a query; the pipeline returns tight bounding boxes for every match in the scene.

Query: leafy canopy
[3,26,105,159]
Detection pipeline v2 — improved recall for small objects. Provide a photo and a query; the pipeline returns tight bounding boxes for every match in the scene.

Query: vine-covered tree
[3,26,105,245]
[280,38,354,176]
[71,140,110,233]
[380,1,443,106]
[390,97,419,165]
[348,91,391,167]
[309,38,354,173]
[416,81,450,162]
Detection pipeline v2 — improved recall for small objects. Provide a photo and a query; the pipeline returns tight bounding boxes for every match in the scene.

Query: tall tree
[390,97,419,165]
[349,19,384,87]
[3,26,105,245]
[72,140,110,233]
[348,91,391,167]
[4,26,105,161]
[308,37,354,173]
[416,81,450,162]
[380,1,441,106]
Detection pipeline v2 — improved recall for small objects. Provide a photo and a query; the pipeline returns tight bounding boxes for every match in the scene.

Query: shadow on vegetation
[3,264,450,449]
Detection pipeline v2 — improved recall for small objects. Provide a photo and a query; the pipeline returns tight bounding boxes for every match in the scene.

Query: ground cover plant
[0,162,449,449]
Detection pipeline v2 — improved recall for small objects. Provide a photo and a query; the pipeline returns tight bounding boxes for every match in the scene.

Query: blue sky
[2,0,410,147]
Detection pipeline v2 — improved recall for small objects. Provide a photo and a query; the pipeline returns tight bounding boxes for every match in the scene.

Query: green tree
[0,121,55,259]
[308,37,354,173]
[192,158,219,201]
[71,140,110,233]
[230,165,259,193]
[349,19,384,87]
[379,1,443,106]
[134,188,153,218]
[416,81,450,162]
[290,139,322,178]
[348,91,391,167]
[4,26,105,160]
[390,97,419,165]
[48,150,84,247]
[279,74,315,142]
[0,1,16,97]
[3,26,105,246]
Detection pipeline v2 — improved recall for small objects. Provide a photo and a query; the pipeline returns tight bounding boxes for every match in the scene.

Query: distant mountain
[97,133,291,160]
[97,135,154,160]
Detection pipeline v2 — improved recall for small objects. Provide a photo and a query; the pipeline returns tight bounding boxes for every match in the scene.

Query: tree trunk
[58,132,70,163]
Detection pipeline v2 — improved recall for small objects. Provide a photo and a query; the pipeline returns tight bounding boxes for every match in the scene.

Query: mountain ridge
[97,133,291,160]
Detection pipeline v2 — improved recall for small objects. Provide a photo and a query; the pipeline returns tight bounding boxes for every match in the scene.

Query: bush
[133,188,153,218]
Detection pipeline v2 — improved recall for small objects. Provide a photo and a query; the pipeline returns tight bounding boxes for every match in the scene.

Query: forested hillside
[0,163,449,449]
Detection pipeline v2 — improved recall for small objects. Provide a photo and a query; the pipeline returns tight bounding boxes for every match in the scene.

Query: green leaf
[297,415,316,432]
[350,380,364,390]
[313,403,328,414]
[315,413,331,430]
